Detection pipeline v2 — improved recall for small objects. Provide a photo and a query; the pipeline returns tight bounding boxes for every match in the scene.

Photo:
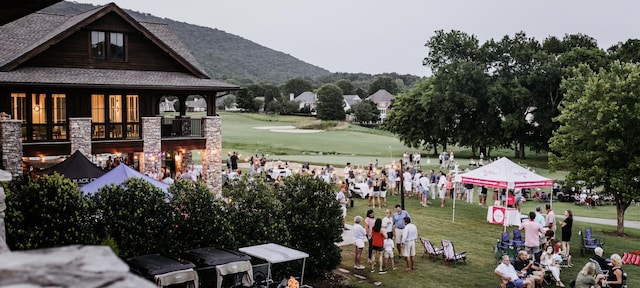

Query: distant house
[294,91,317,114]
[215,94,238,111]
[366,89,394,123]
[343,95,361,111]
[185,97,207,112]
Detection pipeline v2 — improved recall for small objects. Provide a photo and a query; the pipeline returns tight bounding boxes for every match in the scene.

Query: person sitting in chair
[495,255,535,288]
[540,245,565,287]
[574,262,607,288]
[513,251,544,288]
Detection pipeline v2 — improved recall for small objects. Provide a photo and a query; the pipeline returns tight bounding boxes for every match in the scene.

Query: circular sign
[492,208,505,224]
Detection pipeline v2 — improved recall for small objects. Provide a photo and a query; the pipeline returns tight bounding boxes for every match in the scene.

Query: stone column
[201,116,222,194]
[142,117,161,174]
[69,118,92,158]
[0,120,23,177]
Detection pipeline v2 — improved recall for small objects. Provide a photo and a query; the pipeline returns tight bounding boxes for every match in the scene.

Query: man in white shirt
[402,168,412,197]
[401,217,418,271]
[418,172,430,207]
[495,255,534,288]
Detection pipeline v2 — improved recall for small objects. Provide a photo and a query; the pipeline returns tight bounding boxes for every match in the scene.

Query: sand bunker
[253,126,322,133]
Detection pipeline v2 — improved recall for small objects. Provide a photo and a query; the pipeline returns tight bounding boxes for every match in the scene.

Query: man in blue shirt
[392,204,410,257]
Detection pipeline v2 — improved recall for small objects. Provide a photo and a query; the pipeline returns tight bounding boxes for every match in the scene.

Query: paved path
[557,215,640,229]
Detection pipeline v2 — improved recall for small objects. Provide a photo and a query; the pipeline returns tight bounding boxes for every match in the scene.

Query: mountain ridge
[42,1,332,84]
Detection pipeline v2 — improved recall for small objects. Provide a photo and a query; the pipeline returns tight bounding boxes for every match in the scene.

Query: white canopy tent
[458,157,554,228]
[460,157,553,189]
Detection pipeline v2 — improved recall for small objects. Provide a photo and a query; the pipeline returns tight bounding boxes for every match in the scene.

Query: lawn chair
[420,237,444,261]
[441,239,466,267]
[579,229,604,256]
[512,229,525,250]
[585,227,605,247]
[498,232,512,251]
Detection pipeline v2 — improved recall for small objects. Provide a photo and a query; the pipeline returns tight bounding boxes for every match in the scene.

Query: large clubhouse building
[0,3,238,191]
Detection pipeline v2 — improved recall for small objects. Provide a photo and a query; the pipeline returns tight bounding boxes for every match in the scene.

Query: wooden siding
[24,13,189,73]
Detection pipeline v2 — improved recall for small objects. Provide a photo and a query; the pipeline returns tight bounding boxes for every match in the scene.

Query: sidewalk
[337,224,354,247]
[557,215,640,229]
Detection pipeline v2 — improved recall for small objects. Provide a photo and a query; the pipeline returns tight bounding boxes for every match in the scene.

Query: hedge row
[3,173,343,278]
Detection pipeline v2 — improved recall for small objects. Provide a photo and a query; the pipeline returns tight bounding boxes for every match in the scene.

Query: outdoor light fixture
[33,106,40,112]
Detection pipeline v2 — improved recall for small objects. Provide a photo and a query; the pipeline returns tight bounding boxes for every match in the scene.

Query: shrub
[276,174,343,278]
[167,179,233,254]
[4,174,94,250]
[222,176,290,248]
[88,177,172,258]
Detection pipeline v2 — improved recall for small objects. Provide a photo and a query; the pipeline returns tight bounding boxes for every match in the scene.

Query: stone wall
[202,116,222,194]
[69,118,92,158]
[0,120,22,177]
[141,117,161,174]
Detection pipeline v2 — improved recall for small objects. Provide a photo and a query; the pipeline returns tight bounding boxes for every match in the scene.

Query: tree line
[385,30,640,159]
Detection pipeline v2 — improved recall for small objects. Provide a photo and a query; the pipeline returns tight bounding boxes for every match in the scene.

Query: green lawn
[219,112,639,288]
[340,196,639,288]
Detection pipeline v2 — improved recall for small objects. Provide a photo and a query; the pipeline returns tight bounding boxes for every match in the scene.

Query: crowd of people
[495,204,626,288]
[352,205,417,274]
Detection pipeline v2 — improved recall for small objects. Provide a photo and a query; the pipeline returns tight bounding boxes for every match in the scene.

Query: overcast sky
[77,0,640,76]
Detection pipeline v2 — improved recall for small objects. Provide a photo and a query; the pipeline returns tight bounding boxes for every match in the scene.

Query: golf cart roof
[238,243,309,264]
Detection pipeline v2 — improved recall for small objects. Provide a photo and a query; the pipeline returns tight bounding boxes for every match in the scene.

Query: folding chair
[512,229,525,250]
[498,232,512,251]
[579,228,604,256]
[585,227,605,247]
[420,237,443,261]
[441,239,466,267]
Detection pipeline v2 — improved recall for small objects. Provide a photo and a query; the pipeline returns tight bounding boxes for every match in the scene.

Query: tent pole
[301,258,306,286]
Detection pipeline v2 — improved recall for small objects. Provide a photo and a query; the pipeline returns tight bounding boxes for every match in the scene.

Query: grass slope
[221,112,639,288]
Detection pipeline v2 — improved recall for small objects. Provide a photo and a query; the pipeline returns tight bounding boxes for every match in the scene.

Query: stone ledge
[0,245,154,288]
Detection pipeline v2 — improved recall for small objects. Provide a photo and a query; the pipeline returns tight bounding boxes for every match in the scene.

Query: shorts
[372,245,383,251]
[402,240,416,257]
[390,181,396,189]
[438,189,446,199]
[340,206,347,218]
[354,239,365,248]
[384,250,394,259]
[394,228,404,244]
[404,182,412,192]
[507,278,525,288]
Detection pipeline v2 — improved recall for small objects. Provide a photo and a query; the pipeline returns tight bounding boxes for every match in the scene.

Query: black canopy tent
[37,150,105,186]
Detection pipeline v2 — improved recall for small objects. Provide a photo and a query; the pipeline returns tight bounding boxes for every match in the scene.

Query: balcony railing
[161,117,202,138]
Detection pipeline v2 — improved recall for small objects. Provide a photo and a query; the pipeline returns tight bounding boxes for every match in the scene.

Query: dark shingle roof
[0,67,237,90]
[294,91,316,103]
[0,3,238,90]
[366,89,394,102]
[343,95,361,107]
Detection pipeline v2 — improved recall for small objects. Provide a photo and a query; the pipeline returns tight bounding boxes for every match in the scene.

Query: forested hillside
[42,1,331,84]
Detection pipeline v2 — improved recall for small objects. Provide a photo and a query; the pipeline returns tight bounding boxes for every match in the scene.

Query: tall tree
[235,89,258,112]
[282,78,313,98]
[315,84,345,121]
[335,79,355,95]
[262,84,282,108]
[368,76,399,95]
[351,99,380,123]
[384,78,444,155]
[550,61,640,236]
[423,29,480,74]
[607,38,640,63]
